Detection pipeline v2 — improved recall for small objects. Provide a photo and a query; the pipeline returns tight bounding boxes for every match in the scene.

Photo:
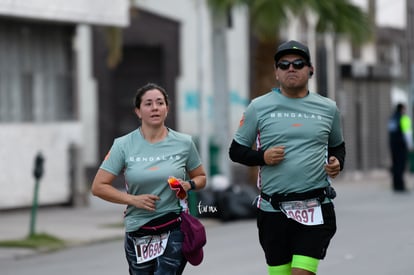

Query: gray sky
[352,0,405,28]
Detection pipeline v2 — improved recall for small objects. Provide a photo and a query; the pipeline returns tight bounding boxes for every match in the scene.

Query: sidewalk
[0,170,410,261]
[0,193,127,260]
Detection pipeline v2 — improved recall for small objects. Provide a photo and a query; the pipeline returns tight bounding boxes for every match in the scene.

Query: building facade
[0,0,129,209]
[0,0,250,209]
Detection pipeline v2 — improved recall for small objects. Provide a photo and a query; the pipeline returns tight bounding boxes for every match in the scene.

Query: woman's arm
[182,165,207,192]
[91,169,160,211]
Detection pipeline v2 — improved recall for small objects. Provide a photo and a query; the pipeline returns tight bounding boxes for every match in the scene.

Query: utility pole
[407,1,414,119]
[211,8,231,183]
[197,0,209,177]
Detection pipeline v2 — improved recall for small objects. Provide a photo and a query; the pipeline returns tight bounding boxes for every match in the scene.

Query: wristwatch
[188,180,196,190]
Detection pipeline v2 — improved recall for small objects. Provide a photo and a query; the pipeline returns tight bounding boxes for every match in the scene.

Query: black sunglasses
[277,59,308,70]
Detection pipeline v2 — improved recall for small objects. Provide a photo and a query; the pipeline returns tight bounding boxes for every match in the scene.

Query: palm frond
[308,0,373,44]
[207,0,373,44]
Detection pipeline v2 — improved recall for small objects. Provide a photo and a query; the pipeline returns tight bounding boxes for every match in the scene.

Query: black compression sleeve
[328,142,346,171]
[229,139,266,166]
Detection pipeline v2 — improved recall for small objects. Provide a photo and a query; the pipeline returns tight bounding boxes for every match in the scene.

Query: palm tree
[206,0,373,180]
[208,0,373,97]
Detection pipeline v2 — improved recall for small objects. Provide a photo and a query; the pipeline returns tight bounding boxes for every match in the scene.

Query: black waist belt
[130,212,181,237]
[261,188,326,205]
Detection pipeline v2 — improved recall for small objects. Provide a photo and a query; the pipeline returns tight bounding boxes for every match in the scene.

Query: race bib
[280,198,324,226]
[134,232,170,264]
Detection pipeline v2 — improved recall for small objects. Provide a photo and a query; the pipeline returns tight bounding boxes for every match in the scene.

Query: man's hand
[325,156,340,178]
[264,146,285,166]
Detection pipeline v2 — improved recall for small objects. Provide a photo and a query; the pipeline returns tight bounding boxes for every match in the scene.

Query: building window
[0,19,75,122]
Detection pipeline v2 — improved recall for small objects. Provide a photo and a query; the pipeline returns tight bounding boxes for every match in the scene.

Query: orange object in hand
[168,176,187,199]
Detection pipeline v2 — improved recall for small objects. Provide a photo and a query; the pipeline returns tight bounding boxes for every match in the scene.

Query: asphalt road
[1,176,414,275]
[190,177,414,275]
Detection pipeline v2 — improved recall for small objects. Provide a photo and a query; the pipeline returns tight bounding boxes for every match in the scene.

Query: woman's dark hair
[134,83,169,108]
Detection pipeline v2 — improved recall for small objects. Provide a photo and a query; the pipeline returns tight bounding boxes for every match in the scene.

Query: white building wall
[0,123,82,208]
[0,0,129,26]
[0,1,129,208]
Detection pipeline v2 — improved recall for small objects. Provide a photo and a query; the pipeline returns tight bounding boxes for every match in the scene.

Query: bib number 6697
[280,199,324,226]
[286,208,314,223]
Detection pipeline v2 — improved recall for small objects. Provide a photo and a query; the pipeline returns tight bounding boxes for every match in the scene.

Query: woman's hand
[130,194,160,211]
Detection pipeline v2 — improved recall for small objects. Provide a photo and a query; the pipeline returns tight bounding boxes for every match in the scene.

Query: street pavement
[0,170,413,274]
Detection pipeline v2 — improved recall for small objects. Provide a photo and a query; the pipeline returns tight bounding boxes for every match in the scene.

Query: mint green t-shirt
[100,128,202,232]
[234,88,344,212]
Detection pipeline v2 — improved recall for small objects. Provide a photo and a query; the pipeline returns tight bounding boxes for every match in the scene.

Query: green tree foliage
[208,0,373,43]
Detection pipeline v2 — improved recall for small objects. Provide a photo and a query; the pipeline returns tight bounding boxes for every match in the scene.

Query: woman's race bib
[133,232,170,264]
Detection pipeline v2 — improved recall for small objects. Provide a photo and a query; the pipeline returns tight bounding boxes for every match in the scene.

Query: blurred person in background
[388,103,413,192]
[229,40,345,275]
[92,83,206,275]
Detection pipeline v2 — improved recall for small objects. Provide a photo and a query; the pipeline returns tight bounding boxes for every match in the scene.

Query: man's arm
[328,142,345,171]
[229,139,266,166]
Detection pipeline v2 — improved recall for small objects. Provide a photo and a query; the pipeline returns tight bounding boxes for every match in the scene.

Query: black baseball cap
[274,40,311,64]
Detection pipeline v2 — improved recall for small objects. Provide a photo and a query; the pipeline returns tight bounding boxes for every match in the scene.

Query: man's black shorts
[257,202,336,266]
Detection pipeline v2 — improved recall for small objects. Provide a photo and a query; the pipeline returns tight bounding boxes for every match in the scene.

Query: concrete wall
[0,123,82,209]
[0,0,127,209]
[0,0,129,26]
